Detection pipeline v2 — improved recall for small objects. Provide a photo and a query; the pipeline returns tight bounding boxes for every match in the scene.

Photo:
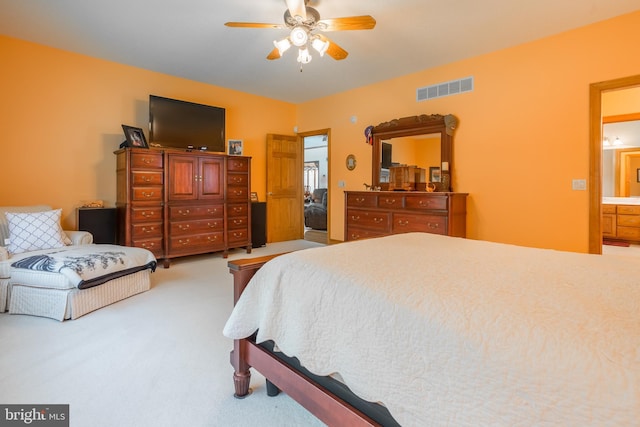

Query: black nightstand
[77,207,117,244]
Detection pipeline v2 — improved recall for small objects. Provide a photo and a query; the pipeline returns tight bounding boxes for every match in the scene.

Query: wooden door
[266,134,303,242]
[199,156,224,200]
[167,154,197,201]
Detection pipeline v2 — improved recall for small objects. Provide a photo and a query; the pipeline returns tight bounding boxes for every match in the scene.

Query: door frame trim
[588,74,640,254]
[299,128,331,241]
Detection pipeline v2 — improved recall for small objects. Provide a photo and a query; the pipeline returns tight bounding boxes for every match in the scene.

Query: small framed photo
[429,166,441,183]
[250,192,259,202]
[121,125,149,148]
[228,139,243,156]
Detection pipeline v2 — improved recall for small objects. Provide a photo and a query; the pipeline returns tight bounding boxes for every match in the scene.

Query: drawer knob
[234,219,244,225]
[350,215,360,221]
[355,197,365,203]
[428,223,440,229]
[398,220,409,226]
[141,211,154,217]
[141,242,155,249]
[178,239,191,246]
[418,200,431,207]
[373,217,384,223]
[178,224,190,230]
[384,199,396,205]
[142,191,155,198]
[142,227,155,233]
[207,236,218,242]
[142,158,152,164]
[179,209,191,216]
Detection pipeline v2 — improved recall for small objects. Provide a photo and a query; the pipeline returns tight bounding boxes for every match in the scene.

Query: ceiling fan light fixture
[297,47,312,64]
[290,26,309,47]
[274,38,292,55]
[311,37,330,57]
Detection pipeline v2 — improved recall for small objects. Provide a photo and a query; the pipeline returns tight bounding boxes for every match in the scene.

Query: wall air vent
[416,76,474,102]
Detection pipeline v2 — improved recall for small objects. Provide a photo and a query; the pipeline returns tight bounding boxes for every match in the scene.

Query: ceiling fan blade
[318,16,376,31]
[285,0,306,20]
[267,47,282,60]
[225,22,284,29]
[317,34,348,60]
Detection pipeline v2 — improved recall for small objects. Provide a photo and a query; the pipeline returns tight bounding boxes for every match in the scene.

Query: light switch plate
[572,179,587,190]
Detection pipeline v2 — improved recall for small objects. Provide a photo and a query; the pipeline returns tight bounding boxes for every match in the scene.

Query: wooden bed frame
[228,255,384,426]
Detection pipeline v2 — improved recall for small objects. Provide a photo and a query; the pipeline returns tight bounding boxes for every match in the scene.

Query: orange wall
[298,10,640,251]
[2,10,640,251]
[0,35,296,229]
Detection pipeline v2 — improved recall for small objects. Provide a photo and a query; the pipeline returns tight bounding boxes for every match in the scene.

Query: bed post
[227,254,283,398]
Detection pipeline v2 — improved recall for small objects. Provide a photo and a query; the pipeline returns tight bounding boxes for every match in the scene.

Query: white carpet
[0,240,326,427]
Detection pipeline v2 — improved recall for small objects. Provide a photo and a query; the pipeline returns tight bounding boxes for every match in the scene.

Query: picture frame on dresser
[121,124,149,148]
[228,139,243,155]
[430,166,441,183]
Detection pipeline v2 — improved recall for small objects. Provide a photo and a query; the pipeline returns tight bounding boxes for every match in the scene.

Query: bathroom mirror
[371,114,457,191]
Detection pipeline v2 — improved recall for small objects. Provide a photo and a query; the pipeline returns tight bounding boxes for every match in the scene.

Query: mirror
[371,114,457,191]
[602,119,640,197]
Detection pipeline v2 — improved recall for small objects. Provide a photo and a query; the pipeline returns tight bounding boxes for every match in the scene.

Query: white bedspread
[223,233,640,426]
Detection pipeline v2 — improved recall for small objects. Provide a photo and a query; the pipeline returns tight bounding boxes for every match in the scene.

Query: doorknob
[267,192,273,196]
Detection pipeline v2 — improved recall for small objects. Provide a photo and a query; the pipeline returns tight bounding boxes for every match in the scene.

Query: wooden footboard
[228,255,381,427]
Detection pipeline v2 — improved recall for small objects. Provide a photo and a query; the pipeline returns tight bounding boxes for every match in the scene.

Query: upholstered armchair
[0,205,93,313]
[304,188,327,230]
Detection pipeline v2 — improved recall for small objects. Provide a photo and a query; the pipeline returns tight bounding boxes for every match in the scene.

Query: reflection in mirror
[371,114,457,192]
[602,119,640,197]
[379,134,441,184]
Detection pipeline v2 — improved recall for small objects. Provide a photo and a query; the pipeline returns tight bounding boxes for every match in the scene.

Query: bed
[224,233,639,426]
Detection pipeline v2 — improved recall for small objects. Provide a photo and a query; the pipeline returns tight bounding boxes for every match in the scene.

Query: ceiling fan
[224,0,376,66]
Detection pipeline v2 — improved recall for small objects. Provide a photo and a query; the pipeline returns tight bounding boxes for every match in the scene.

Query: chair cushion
[6,209,70,255]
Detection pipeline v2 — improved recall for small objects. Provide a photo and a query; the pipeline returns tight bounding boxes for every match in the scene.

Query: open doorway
[301,131,329,244]
[588,75,640,254]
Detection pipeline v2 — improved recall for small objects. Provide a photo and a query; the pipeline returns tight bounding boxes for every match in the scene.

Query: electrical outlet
[572,179,587,190]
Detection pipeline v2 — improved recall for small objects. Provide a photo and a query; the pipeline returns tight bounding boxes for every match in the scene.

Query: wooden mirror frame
[371,114,458,191]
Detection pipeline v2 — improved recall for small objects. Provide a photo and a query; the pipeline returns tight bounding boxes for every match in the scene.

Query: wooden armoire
[115,147,251,267]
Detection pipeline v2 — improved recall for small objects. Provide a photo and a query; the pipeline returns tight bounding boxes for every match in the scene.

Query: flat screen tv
[382,142,392,169]
[149,95,225,152]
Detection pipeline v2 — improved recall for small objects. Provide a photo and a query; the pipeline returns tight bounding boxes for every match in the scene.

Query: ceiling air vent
[416,76,474,102]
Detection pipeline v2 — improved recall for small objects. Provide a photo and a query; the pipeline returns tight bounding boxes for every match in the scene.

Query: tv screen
[382,142,392,169]
[149,95,225,152]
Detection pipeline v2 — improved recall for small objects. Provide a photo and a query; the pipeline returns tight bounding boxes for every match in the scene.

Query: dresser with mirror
[344,114,467,241]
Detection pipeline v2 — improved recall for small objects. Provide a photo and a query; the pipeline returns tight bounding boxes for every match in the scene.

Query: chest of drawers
[344,191,467,241]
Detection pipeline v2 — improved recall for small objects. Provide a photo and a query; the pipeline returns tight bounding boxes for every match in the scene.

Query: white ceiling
[1,0,638,104]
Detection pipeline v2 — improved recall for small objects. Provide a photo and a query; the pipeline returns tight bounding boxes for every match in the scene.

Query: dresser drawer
[346,193,377,208]
[616,226,640,240]
[131,170,163,185]
[227,229,249,245]
[378,195,403,209]
[346,209,390,231]
[132,186,163,201]
[131,152,163,169]
[227,187,248,200]
[227,157,249,172]
[170,218,223,236]
[617,214,640,227]
[617,205,640,215]
[392,213,447,235]
[228,173,248,186]
[131,237,163,256]
[602,204,616,214]
[405,195,447,211]
[131,206,163,222]
[228,203,249,217]
[345,227,387,241]
[169,232,225,253]
[228,216,248,230]
[169,204,223,220]
[132,222,163,239]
